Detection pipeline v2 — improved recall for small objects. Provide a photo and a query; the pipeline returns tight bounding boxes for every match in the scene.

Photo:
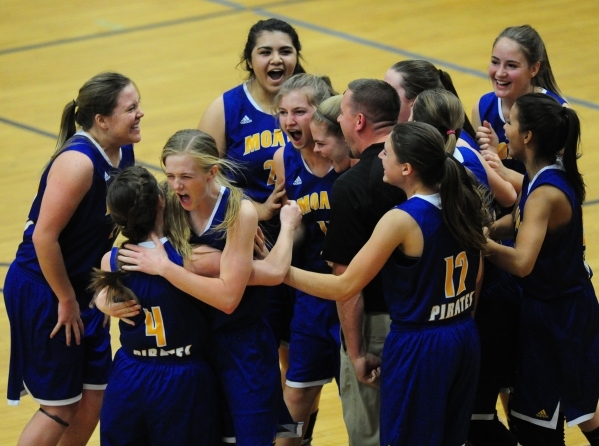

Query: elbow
[497,190,517,208]
[512,262,534,278]
[220,295,242,315]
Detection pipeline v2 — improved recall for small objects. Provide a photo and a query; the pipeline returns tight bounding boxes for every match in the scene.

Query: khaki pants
[339,312,391,446]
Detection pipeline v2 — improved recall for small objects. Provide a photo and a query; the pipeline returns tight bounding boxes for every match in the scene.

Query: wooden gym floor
[1,0,598,443]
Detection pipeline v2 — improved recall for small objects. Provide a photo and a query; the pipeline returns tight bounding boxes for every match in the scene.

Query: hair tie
[446,129,455,135]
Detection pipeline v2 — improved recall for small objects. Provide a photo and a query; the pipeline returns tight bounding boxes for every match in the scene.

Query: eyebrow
[257,45,294,51]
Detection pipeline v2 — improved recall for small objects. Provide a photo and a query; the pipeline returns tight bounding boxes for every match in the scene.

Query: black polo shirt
[322,143,407,313]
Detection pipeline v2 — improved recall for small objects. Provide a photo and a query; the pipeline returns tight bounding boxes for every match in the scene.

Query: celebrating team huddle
[4,16,599,446]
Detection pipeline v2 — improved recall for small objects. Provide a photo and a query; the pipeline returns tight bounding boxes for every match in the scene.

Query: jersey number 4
[144,307,166,347]
[444,252,468,298]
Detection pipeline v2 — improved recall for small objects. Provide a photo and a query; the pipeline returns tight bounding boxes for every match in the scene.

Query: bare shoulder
[198,95,226,156]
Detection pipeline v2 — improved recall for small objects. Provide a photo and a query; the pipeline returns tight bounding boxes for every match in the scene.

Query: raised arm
[249,201,301,285]
[469,147,517,207]
[198,95,227,158]
[33,151,92,346]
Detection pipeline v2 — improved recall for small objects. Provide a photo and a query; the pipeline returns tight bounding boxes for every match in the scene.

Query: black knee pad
[39,407,70,427]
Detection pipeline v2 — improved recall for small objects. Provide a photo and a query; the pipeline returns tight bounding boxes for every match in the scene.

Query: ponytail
[390,122,487,251]
[515,93,584,201]
[89,267,138,307]
[439,155,489,251]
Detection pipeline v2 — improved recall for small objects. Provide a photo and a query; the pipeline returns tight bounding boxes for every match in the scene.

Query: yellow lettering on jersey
[310,192,319,210]
[317,221,328,235]
[144,307,167,347]
[297,195,310,214]
[263,159,276,186]
[272,129,285,147]
[444,252,469,298]
[261,130,272,148]
[319,191,330,210]
[514,206,521,232]
[244,133,261,155]
[296,191,331,215]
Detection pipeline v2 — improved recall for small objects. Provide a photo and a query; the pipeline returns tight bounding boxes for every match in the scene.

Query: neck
[246,79,275,113]
[403,183,437,199]
[86,127,121,165]
[188,182,221,234]
[524,154,552,181]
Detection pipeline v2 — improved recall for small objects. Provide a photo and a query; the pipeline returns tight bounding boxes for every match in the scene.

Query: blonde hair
[311,95,343,138]
[275,73,337,111]
[160,129,245,238]
[412,89,465,155]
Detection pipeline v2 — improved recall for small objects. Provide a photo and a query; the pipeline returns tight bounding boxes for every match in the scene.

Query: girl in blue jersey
[484,93,599,446]
[472,25,567,176]
[272,74,339,446]
[285,121,489,446]
[384,59,477,146]
[116,129,302,446]
[411,88,521,445]
[90,166,220,445]
[198,18,306,374]
[3,72,142,445]
[198,18,305,222]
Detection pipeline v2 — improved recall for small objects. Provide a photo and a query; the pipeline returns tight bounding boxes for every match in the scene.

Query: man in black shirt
[322,79,406,446]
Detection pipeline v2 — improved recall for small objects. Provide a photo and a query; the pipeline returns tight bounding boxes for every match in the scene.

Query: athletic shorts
[511,286,599,428]
[100,349,219,445]
[4,262,111,406]
[286,292,340,388]
[381,317,480,446]
[472,266,522,418]
[209,319,289,446]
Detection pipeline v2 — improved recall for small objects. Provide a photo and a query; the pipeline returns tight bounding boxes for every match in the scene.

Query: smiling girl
[484,93,599,446]
[284,121,487,446]
[3,72,141,446]
[472,25,567,159]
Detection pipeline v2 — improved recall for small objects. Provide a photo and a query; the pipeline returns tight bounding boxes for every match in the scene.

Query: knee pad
[39,407,70,428]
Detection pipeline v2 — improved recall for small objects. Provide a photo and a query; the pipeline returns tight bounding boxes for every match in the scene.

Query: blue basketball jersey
[283,143,340,272]
[514,164,589,300]
[454,144,490,191]
[223,83,288,203]
[459,131,478,151]
[15,131,134,289]
[189,185,267,331]
[382,194,480,324]
[109,239,210,360]
[478,89,566,144]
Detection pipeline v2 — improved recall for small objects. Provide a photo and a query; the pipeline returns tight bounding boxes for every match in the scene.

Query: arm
[198,95,227,157]
[187,245,222,278]
[471,99,482,131]
[285,209,410,301]
[481,149,524,193]
[472,255,484,317]
[32,151,92,346]
[485,186,567,277]
[334,264,381,386]
[249,201,302,286]
[471,148,517,207]
[488,212,517,241]
[120,200,258,314]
